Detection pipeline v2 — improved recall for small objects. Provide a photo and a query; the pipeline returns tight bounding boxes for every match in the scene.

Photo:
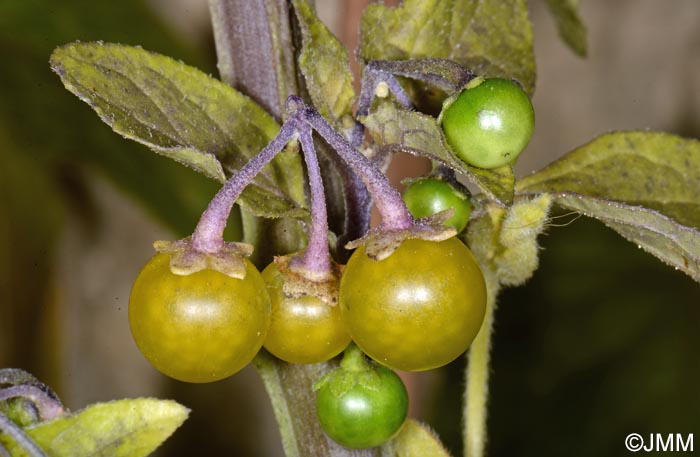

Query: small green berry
[402,178,471,232]
[441,77,535,169]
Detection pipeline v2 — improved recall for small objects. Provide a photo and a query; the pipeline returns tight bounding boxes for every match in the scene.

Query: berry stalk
[191,121,297,253]
[290,124,332,278]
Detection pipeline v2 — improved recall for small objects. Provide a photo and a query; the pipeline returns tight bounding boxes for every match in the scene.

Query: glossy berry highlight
[128,253,271,383]
[339,237,487,371]
[261,263,350,364]
[315,347,408,449]
[441,77,534,169]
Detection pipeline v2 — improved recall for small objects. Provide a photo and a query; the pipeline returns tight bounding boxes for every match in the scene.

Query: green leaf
[518,131,700,281]
[545,0,588,57]
[518,132,700,228]
[390,419,451,456]
[0,0,226,237]
[50,42,306,219]
[0,399,188,457]
[361,102,514,204]
[293,0,355,124]
[360,0,535,94]
[547,194,700,282]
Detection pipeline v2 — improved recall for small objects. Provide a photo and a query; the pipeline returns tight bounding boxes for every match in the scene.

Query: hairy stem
[208,2,374,456]
[463,269,500,457]
[351,66,413,149]
[254,352,380,457]
[191,122,296,253]
[333,157,372,254]
[367,59,474,94]
[0,386,64,421]
[0,412,46,457]
[291,124,332,278]
[293,97,414,232]
[208,0,295,119]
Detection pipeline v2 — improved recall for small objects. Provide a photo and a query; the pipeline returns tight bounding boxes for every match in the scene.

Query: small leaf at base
[390,419,451,457]
[0,398,188,457]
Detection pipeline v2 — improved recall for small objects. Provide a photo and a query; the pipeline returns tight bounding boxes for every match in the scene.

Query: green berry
[441,77,534,169]
[402,178,471,232]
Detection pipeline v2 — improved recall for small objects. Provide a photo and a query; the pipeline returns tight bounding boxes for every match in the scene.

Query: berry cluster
[128,63,533,449]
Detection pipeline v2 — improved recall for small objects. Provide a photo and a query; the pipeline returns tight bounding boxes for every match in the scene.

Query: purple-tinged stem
[0,413,46,457]
[334,160,372,249]
[350,69,379,149]
[191,121,297,253]
[0,386,64,421]
[290,124,332,278]
[351,67,413,148]
[289,97,414,231]
[367,59,474,94]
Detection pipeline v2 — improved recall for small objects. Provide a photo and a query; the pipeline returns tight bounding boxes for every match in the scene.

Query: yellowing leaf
[360,0,535,94]
[1,398,188,457]
[518,131,700,281]
[391,419,451,457]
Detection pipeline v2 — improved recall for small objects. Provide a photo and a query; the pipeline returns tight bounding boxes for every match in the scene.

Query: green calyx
[313,345,383,396]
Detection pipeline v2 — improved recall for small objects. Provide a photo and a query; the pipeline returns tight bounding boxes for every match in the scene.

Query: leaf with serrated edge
[361,102,514,204]
[50,42,306,218]
[518,132,700,229]
[0,398,189,457]
[550,193,700,282]
[390,419,451,457]
[293,0,355,123]
[545,0,587,57]
[360,0,535,94]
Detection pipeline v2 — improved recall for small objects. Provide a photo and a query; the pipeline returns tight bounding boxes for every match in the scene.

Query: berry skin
[403,177,472,232]
[261,263,350,364]
[129,253,270,383]
[441,77,534,169]
[339,237,487,372]
[315,354,408,449]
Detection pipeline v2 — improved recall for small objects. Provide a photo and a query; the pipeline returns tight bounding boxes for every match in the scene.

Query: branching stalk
[351,65,413,148]
[289,97,414,232]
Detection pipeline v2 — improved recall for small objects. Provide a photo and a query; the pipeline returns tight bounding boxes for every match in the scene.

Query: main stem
[464,269,500,457]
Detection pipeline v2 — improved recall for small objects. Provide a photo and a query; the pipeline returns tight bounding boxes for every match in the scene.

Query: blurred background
[1,0,699,455]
